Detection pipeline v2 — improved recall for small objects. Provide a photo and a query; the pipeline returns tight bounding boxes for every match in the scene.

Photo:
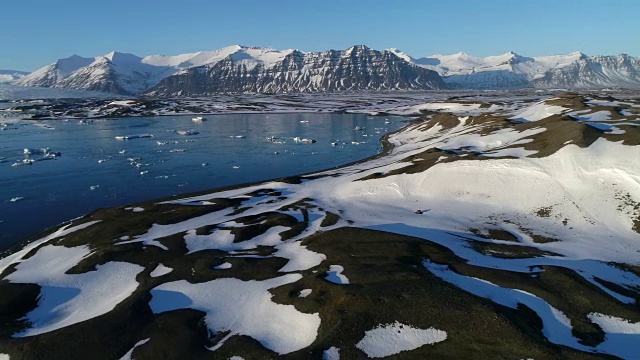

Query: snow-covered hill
[388,48,640,89]
[0,70,28,84]
[2,92,640,358]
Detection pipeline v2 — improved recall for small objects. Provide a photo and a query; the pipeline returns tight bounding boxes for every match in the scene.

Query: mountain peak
[103,51,142,64]
[568,51,587,60]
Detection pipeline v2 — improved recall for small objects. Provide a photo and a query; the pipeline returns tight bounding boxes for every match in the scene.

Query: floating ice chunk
[356,321,447,358]
[325,265,349,285]
[9,197,23,202]
[293,137,316,143]
[176,130,199,136]
[115,134,153,140]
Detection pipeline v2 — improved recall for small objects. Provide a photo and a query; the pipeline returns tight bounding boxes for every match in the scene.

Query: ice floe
[115,134,153,140]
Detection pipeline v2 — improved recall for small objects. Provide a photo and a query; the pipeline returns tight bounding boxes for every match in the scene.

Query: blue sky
[2,0,638,71]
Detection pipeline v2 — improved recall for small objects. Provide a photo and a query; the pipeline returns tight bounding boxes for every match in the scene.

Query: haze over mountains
[0,70,28,84]
[10,45,640,95]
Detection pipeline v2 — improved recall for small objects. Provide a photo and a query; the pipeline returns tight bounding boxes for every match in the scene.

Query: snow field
[149,274,320,354]
[355,321,447,358]
[5,245,143,337]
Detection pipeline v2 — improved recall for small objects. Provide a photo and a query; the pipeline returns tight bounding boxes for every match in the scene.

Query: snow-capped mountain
[15,45,640,94]
[16,52,176,94]
[147,45,445,95]
[17,45,444,95]
[0,70,28,84]
[388,49,640,89]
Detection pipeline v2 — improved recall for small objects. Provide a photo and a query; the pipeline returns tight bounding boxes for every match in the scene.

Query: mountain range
[12,45,640,95]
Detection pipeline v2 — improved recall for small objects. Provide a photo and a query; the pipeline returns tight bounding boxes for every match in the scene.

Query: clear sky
[2,0,638,71]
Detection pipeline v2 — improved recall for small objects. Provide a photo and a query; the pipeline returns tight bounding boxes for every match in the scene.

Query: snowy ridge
[388,48,640,89]
[16,45,640,94]
[15,45,445,95]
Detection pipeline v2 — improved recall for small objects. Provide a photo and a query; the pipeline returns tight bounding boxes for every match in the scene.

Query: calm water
[0,113,403,249]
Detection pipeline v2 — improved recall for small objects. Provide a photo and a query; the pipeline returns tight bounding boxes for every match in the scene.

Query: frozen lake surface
[0,113,403,249]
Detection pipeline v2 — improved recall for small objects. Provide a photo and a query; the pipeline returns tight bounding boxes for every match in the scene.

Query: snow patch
[510,100,568,122]
[149,264,173,277]
[149,274,320,355]
[325,265,349,284]
[355,321,447,358]
[5,245,143,337]
[587,313,640,359]
[119,338,150,360]
[323,346,340,360]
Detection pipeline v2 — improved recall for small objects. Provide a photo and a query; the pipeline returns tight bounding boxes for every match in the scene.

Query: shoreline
[0,113,419,256]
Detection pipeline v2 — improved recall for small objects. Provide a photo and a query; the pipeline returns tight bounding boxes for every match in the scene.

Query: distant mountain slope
[146,45,445,95]
[15,45,444,95]
[14,45,640,94]
[0,70,29,84]
[388,48,640,89]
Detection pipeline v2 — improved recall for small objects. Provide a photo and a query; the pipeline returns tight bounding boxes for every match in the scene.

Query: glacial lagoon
[0,112,403,249]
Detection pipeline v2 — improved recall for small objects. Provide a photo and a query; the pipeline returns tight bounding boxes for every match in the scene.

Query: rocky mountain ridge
[13,45,640,94]
[388,48,640,89]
